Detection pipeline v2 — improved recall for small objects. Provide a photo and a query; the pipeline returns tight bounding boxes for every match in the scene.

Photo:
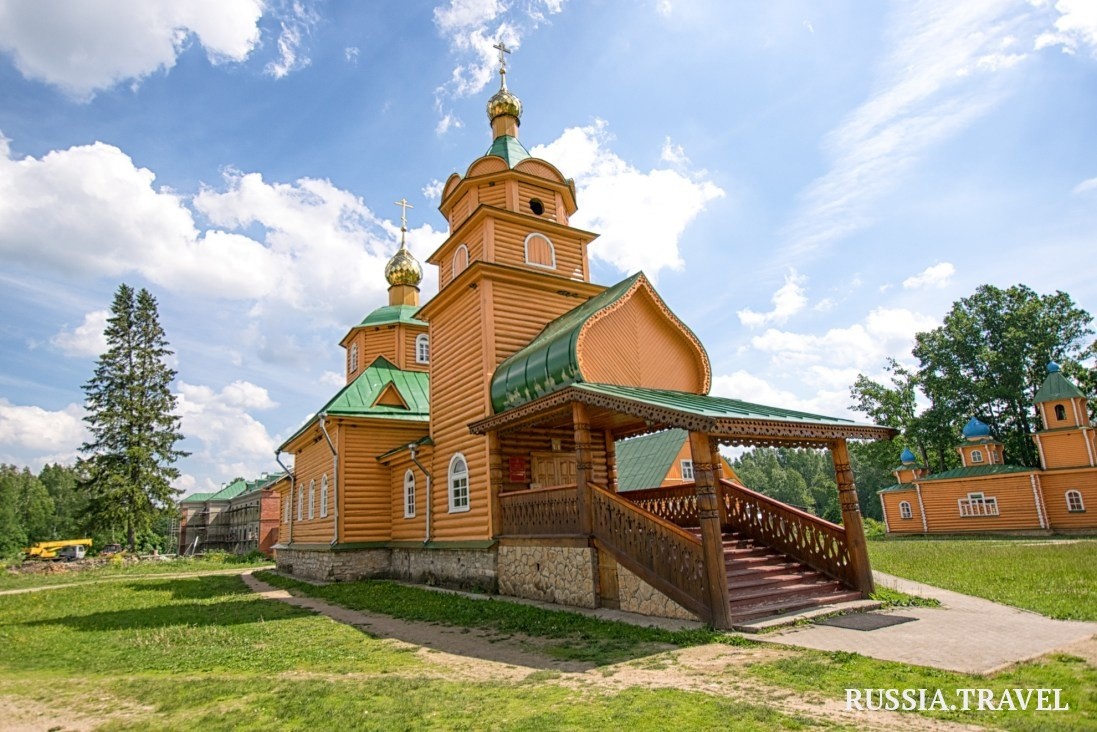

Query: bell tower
[416,45,605,541]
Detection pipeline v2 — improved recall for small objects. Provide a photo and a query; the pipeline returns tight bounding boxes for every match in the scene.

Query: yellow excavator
[24,539,94,561]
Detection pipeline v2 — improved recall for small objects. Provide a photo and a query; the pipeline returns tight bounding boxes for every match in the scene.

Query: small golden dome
[385,245,422,287]
[487,87,522,124]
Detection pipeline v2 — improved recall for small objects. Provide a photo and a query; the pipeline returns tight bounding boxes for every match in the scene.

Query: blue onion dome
[900,448,917,464]
[962,417,991,440]
[1047,361,1061,373]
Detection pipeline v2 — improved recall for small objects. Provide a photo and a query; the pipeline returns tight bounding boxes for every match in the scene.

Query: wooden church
[272,49,895,628]
[879,363,1097,536]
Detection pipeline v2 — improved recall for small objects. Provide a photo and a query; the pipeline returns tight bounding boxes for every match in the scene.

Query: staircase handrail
[497,483,582,537]
[619,484,700,528]
[590,483,712,622]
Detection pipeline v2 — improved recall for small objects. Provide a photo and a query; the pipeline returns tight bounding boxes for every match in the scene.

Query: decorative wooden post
[604,429,618,492]
[688,431,733,629]
[488,431,504,537]
[830,438,875,596]
[573,402,593,535]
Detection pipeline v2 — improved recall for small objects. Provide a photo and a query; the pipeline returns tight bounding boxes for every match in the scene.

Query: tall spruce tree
[80,285,187,551]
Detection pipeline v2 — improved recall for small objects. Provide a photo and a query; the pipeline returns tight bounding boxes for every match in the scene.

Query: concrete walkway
[757,571,1097,674]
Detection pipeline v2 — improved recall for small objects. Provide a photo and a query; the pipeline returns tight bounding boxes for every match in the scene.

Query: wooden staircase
[717,531,863,625]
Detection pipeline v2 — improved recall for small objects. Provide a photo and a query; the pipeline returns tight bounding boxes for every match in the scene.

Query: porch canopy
[469,381,896,446]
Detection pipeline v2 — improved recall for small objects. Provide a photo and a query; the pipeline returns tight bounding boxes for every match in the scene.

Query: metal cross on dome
[394,197,413,231]
[493,40,511,74]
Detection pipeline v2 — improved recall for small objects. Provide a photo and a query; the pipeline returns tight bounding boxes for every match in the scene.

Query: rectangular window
[450,475,469,512]
[959,492,999,517]
[680,459,694,481]
[320,477,329,518]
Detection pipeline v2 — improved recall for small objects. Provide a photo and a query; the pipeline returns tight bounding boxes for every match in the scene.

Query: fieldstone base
[616,564,699,621]
[391,547,497,593]
[274,547,390,581]
[497,544,598,608]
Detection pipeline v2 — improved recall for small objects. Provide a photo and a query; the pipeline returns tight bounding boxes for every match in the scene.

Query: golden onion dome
[487,86,522,124]
[385,244,422,287]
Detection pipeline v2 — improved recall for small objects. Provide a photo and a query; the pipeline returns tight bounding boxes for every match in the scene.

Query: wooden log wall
[386,449,431,541]
[497,428,609,493]
[339,420,429,542]
[287,430,336,543]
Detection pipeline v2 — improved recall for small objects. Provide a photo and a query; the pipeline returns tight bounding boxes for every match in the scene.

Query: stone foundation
[616,564,698,621]
[274,546,391,581]
[391,547,497,592]
[497,544,598,608]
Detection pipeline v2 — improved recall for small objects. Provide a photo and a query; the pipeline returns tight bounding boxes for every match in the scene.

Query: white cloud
[175,381,279,473]
[1071,176,1097,194]
[265,0,320,79]
[319,371,345,388]
[530,120,724,279]
[51,310,108,357]
[345,46,359,63]
[1035,0,1097,55]
[782,0,1036,260]
[434,0,507,34]
[0,399,87,466]
[0,0,265,98]
[902,261,955,289]
[656,0,673,17]
[737,269,807,328]
[660,137,690,166]
[422,179,445,200]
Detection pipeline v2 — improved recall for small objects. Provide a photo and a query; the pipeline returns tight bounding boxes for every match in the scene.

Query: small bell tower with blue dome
[892,446,926,484]
[957,417,1003,467]
[1032,362,1095,470]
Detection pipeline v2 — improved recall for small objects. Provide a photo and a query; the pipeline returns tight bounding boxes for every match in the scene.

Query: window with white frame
[404,469,416,518]
[680,459,694,481]
[452,244,469,279]
[297,485,303,521]
[959,491,998,517]
[899,501,913,520]
[285,488,292,523]
[524,232,557,269]
[448,453,470,512]
[415,333,430,364]
[320,474,329,518]
[349,343,359,374]
[307,479,315,520]
[1066,490,1085,512]
[970,449,984,464]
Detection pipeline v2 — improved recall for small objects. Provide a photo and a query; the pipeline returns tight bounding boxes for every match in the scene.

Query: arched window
[448,453,470,513]
[415,333,430,364]
[320,474,329,518]
[296,485,303,521]
[404,469,416,518]
[524,232,556,269]
[452,244,469,279]
[307,479,315,520]
[899,501,913,520]
[284,488,291,523]
[349,343,359,374]
[1066,490,1085,512]
[970,449,984,464]
[1055,404,1067,421]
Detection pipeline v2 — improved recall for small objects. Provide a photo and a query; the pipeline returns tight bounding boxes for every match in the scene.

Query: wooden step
[728,570,818,590]
[729,579,844,605]
[730,590,865,623]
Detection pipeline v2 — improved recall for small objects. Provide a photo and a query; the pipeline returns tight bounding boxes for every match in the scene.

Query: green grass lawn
[0,555,273,590]
[868,537,1097,621]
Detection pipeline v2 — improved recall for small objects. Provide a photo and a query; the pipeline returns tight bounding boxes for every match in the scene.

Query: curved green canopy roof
[490,273,641,413]
[358,304,427,328]
[485,135,531,168]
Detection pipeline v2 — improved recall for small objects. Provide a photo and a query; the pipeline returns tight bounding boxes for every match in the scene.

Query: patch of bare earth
[0,692,152,732]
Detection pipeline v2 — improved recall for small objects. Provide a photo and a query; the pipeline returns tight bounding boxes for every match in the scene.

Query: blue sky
[1,0,1095,496]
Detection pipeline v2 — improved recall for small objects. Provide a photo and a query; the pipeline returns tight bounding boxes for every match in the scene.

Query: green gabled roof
[921,464,1033,481]
[180,492,214,504]
[491,273,641,412]
[358,304,427,328]
[208,479,250,502]
[1033,370,1085,403]
[616,429,688,492]
[485,135,531,168]
[877,483,917,494]
[281,356,430,450]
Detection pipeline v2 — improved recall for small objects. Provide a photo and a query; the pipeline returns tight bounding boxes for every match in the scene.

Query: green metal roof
[207,478,250,502]
[877,483,916,494]
[616,429,688,492]
[921,464,1033,481]
[575,382,866,427]
[491,273,641,412]
[280,356,430,450]
[358,304,427,328]
[180,492,214,504]
[1033,370,1085,403]
[485,135,531,168]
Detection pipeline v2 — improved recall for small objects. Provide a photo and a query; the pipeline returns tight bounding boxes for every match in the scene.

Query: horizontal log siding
[579,287,706,393]
[428,285,491,540]
[492,218,585,280]
[290,434,336,543]
[340,421,428,542]
[1039,431,1093,469]
[920,475,1042,532]
[1040,472,1097,529]
[447,190,474,231]
[402,326,429,372]
[498,430,608,492]
[490,279,591,366]
[276,482,291,543]
[478,181,507,209]
[437,227,485,290]
[388,450,431,540]
[517,181,558,220]
[880,491,922,533]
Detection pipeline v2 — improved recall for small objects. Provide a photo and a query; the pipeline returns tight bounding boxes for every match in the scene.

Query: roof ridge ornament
[385,197,423,287]
[394,197,413,251]
[487,40,522,130]
[493,40,511,91]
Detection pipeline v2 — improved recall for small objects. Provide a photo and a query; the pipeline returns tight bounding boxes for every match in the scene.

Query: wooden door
[531,452,577,488]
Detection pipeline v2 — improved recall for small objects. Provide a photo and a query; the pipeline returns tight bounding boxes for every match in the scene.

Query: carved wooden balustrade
[591,484,712,622]
[621,484,700,528]
[498,484,581,536]
[719,478,856,588]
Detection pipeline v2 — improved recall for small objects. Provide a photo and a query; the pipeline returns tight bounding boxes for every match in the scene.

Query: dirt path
[241,572,986,731]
